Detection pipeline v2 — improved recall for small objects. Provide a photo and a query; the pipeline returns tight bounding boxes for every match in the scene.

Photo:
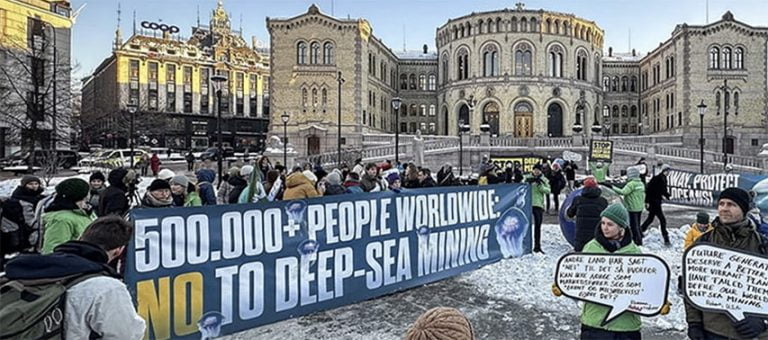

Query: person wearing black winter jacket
[227,171,249,204]
[564,161,578,190]
[97,168,131,217]
[547,164,567,212]
[566,177,609,252]
[1,176,45,264]
[641,164,672,245]
[513,163,524,183]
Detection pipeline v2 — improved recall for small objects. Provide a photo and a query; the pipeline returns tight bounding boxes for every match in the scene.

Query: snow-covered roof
[603,52,644,62]
[395,50,438,60]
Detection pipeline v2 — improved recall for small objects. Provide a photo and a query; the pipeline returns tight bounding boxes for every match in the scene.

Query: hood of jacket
[196,169,216,183]
[11,185,45,204]
[228,175,247,188]
[286,172,311,189]
[107,168,128,191]
[4,240,116,280]
[581,186,602,199]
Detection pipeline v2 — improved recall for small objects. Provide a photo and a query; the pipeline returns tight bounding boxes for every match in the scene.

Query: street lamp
[127,101,138,168]
[391,97,402,164]
[458,119,469,176]
[337,72,345,166]
[211,73,228,185]
[697,100,708,173]
[281,111,290,168]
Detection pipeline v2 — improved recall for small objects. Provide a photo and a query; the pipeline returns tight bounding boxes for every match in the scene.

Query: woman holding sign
[580,203,643,339]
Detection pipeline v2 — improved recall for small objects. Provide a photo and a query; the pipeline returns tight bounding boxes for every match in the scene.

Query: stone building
[395,47,439,135]
[601,48,641,136]
[0,0,73,157]
[81,1,270,151]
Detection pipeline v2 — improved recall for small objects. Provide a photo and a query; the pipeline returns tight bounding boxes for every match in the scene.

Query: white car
[79,149,149,168]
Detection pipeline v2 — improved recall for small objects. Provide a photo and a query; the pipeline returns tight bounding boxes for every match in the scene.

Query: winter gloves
[551,283,562,297]
[734,317,767,339]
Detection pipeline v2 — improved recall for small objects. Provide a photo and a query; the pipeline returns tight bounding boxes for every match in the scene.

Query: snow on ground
[461,223,691,334]
[0,171,153,199]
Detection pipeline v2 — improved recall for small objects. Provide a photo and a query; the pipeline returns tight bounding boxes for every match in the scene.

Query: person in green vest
[524,164,551,253]
[607,166,647,245]
[589,160,608,183]
[170,175,202,207]
[42,178,97,254]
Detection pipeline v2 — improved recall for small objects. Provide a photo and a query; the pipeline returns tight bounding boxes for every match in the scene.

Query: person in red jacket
[149,153,161,176]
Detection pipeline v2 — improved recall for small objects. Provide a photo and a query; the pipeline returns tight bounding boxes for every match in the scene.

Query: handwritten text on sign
[555,253,670,324]
[683,244,768,321]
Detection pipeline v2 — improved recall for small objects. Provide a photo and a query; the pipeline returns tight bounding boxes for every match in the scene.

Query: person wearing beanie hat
[641,162,672,245]
[524,163,551,253]
[608,166,646,245]
[685,188,768,340]
[683,211,712,250]
[323,170,348,196]
[157,168,175,181]
[96,168,131,217]
[21,175,42,188]
[1,175,46,258]
[226,166,249,204]
[283,168,320,200]
[170,175,201,207]
[405,307,474,340]
[566,176,608,252]
[386,172,403,193]
[578,203,644,338]
[217,166,240,204]
[87,171,107,213]
[589,160,608,183]
[41,178,96,254]
[141,179,173,208]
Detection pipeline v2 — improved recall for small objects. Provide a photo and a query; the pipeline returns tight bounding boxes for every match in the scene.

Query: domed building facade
[436,7,604,137]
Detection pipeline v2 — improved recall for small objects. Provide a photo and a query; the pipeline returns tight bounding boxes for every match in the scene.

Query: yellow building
[81,1,270,151]
[0,0,73,156]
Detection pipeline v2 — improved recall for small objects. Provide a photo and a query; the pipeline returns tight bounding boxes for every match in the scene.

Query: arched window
[400,104,407,116]
[419,74,427,90]
[312,88,318,107]
[441,54,449,83]
[323,42,334,64]
[612,76,619,92]
[621,105,628,117]
[549,45,564,77]
[511,17,518,32]
[409,74,417,89]
[409,104,417,116]
[400,74,408,90]
[603,76,610,91]
[576,50,588,81]
[734,47,744,69]
[630,105,637,117]
[715,91,721,112]
[297,42,307,64]
[321,88,327,106]
[722,47,732,69]
[630,76,638,92]
[709,47,720,69]
[482,44,499,77]
[310,42,320,64]
[520,17,528,32]
[545,19,552,33]
[301,88,308,107]
[457,48,469,80]
[612,105,619,118]
[420,104,426,116]
[621,76,628,92]
[458,104,470,126]
[554,20,560,35]
[734,91,739,112]
[530,18,538,32]
[428,74,436,90]
[514,42,533,76]
[429,105,436,116]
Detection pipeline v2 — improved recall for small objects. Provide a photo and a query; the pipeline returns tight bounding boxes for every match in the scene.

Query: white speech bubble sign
[555,253,671,325]
[683,243,768,322]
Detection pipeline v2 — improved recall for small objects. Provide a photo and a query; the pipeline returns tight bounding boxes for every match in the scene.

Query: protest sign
[555,253,670,324]
[563,150,583,162]
[126,184,532,339]
[683,244,768,321]
[490,155,545,172]
[665,168,768,208]
[589,140,613,161]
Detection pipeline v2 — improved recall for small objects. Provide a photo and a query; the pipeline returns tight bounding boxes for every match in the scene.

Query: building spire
[196,4,200,27]
[132,9,136,35]
[113,2,122,50]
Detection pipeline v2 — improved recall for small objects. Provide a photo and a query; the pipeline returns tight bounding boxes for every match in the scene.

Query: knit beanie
[627,167,640,179]
[170,175,189,188]
[533,164,542,171]
[55,178,90,202]
[326,171,342,185]
[89,171,106,183]
[148,179,172,192]
[21,175,41,187]
[228,167,241,177]
[240,165,254,177]
[660,164,671,173]
[696,211,710,225]
[386,172,401,186]
[583,177,597,189]
[600,203,630,229]
[157,169,175,181]
[405,307,474,340]
[718,187,751,215]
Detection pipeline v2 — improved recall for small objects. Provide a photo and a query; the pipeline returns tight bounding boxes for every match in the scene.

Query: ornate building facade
[81,1,270,151]
[270,5,768,157]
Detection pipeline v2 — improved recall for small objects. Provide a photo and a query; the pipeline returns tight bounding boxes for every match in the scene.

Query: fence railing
[609,134,684,145]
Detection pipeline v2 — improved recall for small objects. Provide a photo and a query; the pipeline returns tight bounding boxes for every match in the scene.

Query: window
[400,122,407,133]
[183,66,192,113]
[381,62,387,82]
[321,88,327,107]
[323,42,334,64]
[419,74,427,90]
[200,67,209,114]
[429,123,436,133]
[457,48,469,80]
[514,43,532,76]
[621,76,628,92]
[129,60,139,80]
[576,50,587,81]
[410,122,417,133]
[721,47,732,69]
[400,74,408,90]
[249,74,258,115]
[734,47,744,69]
[603,76,610,91]
[310,42,320,64]
[734,91,739,112]
[409,74,417,89]
[612,77,619,92]
[441,56,449,83]
[428,74,436,90]
[297,42,307,64]
[420,105,426,116]
[482,44,499,77]
[429,105,436,116]
[612,105,619,118]
[312,88,318,107]
[621,105,628,117]
[410,104,417,116]
[147,62,158,111]
[263,76,270,117]
[549,45,564,77]
[630,105,637,117]
[302,88,308,108]
[630,76,637,92]
[148,62,158,82]
[752,139,759,146]
[709,47,720,69]
[420,122,427,133]
[400,104,407,116]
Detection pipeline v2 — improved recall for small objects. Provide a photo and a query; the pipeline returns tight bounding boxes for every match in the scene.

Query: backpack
[0,272,104,339]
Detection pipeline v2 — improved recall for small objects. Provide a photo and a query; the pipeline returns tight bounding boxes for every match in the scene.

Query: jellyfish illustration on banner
[559,185,623,247]
[198,311,225,340]
[416,225,433,256]
[495,185,530,258]
[751,177,768,236]
[284,201,318,271]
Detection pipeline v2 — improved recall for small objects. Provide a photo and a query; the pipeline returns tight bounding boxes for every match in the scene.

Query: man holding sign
[684,187,768,340]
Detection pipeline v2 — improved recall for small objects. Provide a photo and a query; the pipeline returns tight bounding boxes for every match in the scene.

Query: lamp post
[337,72,345,166]
[458,119,466,176]
[391,97,402,164]
[127,102,138,168]
[281,111,290,168]
[211,73,228,185]
[697,100,708,173]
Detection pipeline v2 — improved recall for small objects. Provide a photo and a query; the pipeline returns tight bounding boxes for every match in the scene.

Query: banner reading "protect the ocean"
[125,184,532,339]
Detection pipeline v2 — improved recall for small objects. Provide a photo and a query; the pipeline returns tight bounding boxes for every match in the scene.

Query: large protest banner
[665,168,768,208]
[125,184,532,339]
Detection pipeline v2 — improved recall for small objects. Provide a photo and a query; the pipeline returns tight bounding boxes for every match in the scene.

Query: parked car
[199,147,234,161]
[0,149,80,172]
[78,149,149,168]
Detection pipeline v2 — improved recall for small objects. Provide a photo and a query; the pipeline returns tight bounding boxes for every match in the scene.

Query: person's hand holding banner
[683,244,768,323]
[554,253,671,325]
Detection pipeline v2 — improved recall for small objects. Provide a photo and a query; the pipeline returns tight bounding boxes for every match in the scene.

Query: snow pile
[461,223,690,333]
[0,172,152,199]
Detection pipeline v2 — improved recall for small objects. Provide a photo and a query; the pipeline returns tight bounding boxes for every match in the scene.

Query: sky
[70,0,767,79]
